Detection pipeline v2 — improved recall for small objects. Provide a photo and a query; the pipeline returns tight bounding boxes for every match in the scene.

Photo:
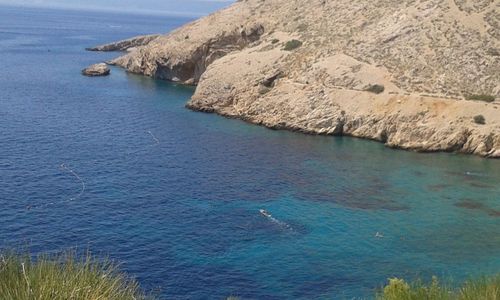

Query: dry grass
[377,275,500,300]
[0,251,152,300]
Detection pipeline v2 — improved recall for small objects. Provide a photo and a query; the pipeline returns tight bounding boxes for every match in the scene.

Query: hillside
[92,0,500,157]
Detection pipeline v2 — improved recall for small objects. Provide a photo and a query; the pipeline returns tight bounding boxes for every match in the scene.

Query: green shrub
[377,275,500,300]
[466,94,496,102]
[378,277,451,300]
[271,38,280,44]
[365,84,385,94]
[0,251,152,300]
[473,115,486,124]
[283,39,303,51]
[380,278,411,299]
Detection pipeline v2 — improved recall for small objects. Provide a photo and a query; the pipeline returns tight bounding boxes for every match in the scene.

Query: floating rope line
[120,130,160,157]
[24,163,86,211]
[3,129,160,212]
[147,130,160,145]
[60,163,86,202]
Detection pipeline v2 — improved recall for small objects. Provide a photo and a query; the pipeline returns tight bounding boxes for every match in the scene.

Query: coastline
[89,0,499,158]
[4,6,500,299]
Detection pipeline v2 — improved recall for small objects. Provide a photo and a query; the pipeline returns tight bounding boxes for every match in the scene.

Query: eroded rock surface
[86,34,160,52]
[94,0,500,157]
[82,63,110,77]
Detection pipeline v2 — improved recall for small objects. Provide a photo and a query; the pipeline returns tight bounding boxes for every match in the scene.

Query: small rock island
[82,63,110,77]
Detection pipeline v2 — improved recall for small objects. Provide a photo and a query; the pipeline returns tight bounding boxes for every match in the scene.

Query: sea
[0,5,499,300]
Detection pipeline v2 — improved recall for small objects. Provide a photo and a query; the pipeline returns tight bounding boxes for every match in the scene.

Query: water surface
[0,6,499,299]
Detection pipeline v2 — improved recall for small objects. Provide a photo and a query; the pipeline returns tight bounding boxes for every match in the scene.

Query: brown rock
[82,63,110,77]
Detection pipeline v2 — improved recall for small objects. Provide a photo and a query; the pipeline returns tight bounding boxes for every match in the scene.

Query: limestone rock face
[82,63,110,77]
[86,34,160,52]
[95,0,500,157]
[109,21,265,85]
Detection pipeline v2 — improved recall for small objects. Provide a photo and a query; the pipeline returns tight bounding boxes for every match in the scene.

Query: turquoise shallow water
[0,5,499,300]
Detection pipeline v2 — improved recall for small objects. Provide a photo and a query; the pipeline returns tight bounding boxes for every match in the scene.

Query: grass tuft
[0,251,152,300]
[459,275,500,300]
[377,275,500,300]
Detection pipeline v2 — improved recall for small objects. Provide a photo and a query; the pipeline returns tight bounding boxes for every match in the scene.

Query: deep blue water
[1,5,499,300]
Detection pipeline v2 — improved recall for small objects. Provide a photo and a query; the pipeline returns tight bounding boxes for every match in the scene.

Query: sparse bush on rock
[474,115,486,124]
[466,94,496,102]
[283,39,302,51]
[365,84,385,94]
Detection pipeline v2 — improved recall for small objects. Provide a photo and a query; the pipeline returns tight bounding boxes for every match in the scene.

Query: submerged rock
[81,63,110,77]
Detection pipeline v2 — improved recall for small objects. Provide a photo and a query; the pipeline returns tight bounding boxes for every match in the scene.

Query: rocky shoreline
[87,0,500,158]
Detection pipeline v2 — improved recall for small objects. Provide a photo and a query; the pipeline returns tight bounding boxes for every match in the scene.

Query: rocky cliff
[86,34,160,52]
[95,0,500,157]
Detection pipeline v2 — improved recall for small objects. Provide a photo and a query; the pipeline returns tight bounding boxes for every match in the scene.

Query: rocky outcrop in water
[91,0,500,158]
[82,63,110,77]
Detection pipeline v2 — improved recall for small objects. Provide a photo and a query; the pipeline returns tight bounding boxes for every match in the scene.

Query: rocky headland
[86,34,160,52]
[89,0,500,158]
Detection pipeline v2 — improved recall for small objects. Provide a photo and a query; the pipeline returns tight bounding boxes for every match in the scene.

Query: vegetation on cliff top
[377,276,500,300]
[0,251,151,300]
[1,251,498,299]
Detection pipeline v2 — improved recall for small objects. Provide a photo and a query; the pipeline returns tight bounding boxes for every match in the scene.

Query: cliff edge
[96,0,500,157]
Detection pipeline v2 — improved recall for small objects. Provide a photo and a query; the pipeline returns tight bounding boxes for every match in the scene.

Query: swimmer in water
[259,209,271,218]
[375,232,384,238]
